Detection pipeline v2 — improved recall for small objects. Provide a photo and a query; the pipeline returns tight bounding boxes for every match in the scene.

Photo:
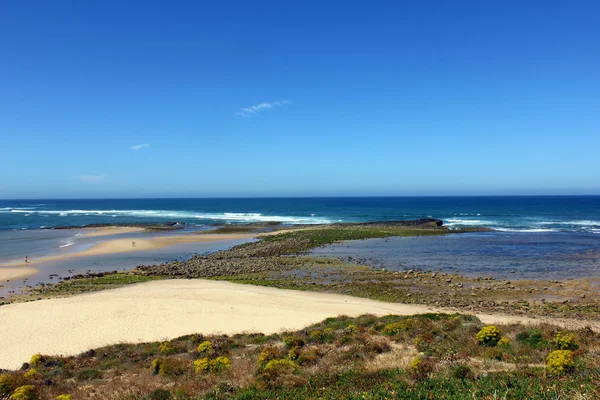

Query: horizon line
[1,194,600,201]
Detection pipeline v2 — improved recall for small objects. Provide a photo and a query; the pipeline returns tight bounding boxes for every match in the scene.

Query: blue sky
[1,1,599,198]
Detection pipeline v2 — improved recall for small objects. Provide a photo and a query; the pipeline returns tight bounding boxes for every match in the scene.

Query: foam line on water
[0,208,333,224]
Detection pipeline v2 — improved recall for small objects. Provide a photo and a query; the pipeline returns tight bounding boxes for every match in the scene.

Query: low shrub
[484,347,503,361]
[449,364,474,380]
[144,389,172,400]
[546,350,574,375]
[193,358,211,373]
[0,374,16,396]
[194,357,231,373]
[75,369,102,381]
[345,324,358,334]
[516,329,548,348]
[409,356,434,380]
[383,321,411,336]
[55,396,72,400]
[155,359,188,377]
[283,336,305,349]
[262,359,299,378]
[23,370,40,380]
[197,341,213,353]
[497,338,511,349]
[210,356,231,373]
[29,355,43,366]
[476,326,502,346]
[9,385,37,400]
[553,332,578,350]
[158,341,175,355]
[257,346,282,367]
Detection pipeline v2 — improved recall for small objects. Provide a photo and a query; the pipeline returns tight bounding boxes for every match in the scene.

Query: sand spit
[0,233,256,270]
[1,279,595,370]
[0,266,38,282]
[81,227,146,238]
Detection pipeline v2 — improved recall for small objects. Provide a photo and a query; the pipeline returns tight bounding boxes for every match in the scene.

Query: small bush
[29,355,43,366]
[484,347,503,361]
[9,385,37,400]
[144,389,172,400]
[476,326,502,346]
[151,358,162,375]
[497,338,511,349]
[288,347,301,361]
[75,369,102,381]
[383,321,411,336]
[156,359,188,377]
[211,356,231,373]
[257,346,282,367]
[193,358,211,373]
[0,374,16,396]
[194,357,231,373]
[345,324,358,334]
[22,370,40,380]
[449,364,474,380]
[283,336,305,349]
[409,356,434,380]
[158,341,175,355]
[553,332,578,350]
[516,329,548,348]
[262,359,299,378]
[56,396,72,400]
[197,341,213,353]
[546,350,574,375]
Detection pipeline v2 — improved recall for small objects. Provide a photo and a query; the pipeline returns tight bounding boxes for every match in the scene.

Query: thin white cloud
[77,174,107,183]
[236,100,291,117]
[130,143,150,150]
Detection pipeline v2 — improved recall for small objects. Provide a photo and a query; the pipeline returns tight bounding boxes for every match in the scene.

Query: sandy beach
[0,232,256,271]
[0,266,38,281]
[0,278,594,370]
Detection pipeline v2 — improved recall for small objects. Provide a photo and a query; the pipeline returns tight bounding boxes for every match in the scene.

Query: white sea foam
[1,208,333,224]
[494,228,558,233]
[539,220,600,226]
[59,242,75,248]
[445,218,490,226]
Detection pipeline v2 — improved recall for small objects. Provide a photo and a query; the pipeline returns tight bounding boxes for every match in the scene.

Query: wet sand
[1,279,595,370]
[0,266,38,281]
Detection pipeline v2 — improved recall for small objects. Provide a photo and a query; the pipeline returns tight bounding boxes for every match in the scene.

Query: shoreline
[1,278,596,370]
[0,231,258,281]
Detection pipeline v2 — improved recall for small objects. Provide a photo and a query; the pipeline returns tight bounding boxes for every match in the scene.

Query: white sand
[0,279,594,370]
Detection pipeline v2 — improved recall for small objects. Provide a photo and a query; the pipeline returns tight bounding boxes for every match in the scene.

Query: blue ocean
[1,196,599,283]
[1,196,599,232]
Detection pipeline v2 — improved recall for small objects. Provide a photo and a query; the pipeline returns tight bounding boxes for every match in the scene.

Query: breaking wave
[0,208,333,224]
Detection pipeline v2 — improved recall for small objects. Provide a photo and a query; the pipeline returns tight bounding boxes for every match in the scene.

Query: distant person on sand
[24,256,28,263]
[132,241,136,247]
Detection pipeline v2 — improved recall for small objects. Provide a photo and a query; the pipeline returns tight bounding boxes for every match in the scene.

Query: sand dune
[1,279,593,370]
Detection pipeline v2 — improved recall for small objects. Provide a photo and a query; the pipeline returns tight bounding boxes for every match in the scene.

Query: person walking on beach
[24,256,28,264]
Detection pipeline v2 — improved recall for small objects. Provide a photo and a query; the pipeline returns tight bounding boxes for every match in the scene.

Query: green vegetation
[258,226,451,254]
[546,350,575,374]
[2,313,598,399]
[476,325,502,346]
[32,273,167,297]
